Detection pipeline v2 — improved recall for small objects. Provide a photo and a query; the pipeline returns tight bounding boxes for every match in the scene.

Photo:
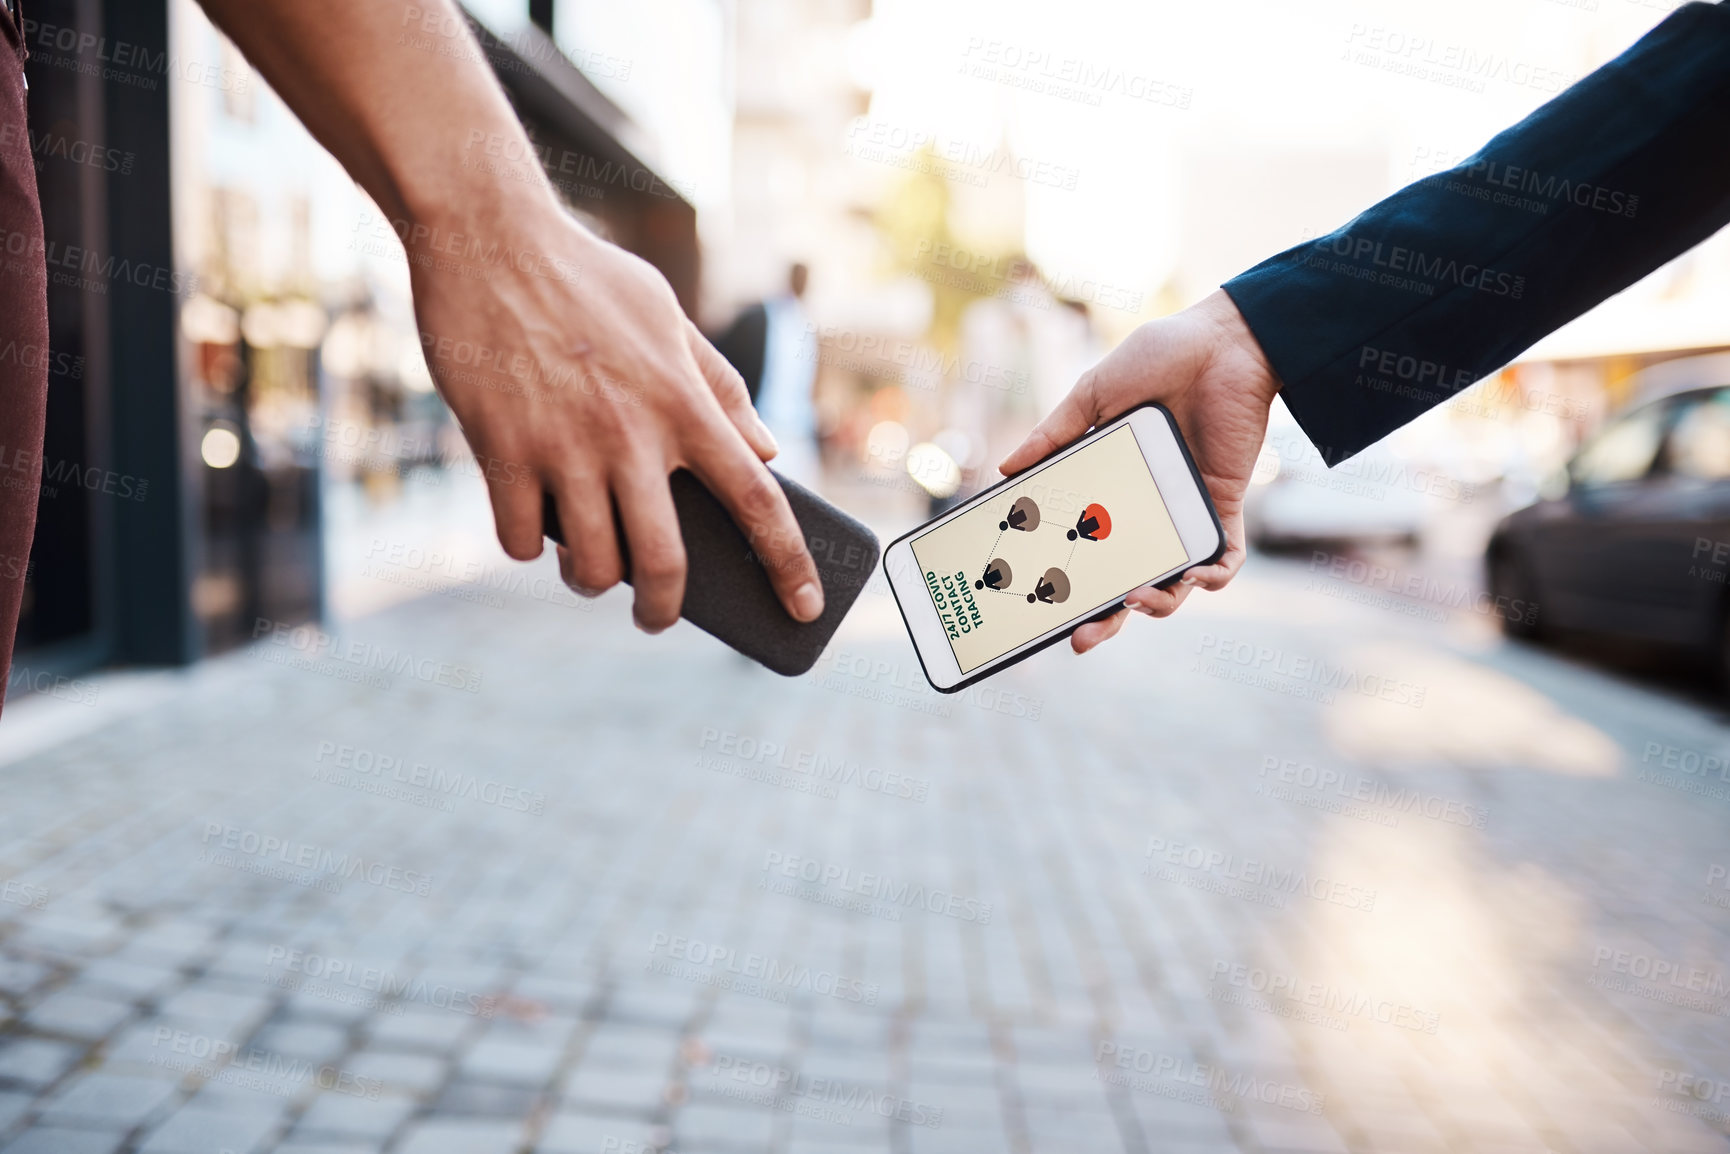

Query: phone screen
[909,425,1188,674]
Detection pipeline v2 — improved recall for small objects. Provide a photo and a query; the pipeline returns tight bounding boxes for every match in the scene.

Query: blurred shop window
[1666,391,1730,480]
[211,188,260,300]
[1570,401,1667,487]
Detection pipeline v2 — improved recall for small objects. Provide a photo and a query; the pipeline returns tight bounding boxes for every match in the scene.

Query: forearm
[1223,0,1730,465]
[196,0,553,230]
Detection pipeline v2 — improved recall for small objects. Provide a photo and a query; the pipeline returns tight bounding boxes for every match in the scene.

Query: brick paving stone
[430,1082,540,1117]
[182,1080,303,1123]
[562,1065,668,1112]
[278,988,374,1027]
[786,1126,893,1154]
[487,1013,581,1048]
[905,1050,995,1085]
[602,984,699,1029]
[787,1106,891,1148]
[120,923,220,969]
[786,1140,893,1154]
[138,1103,285,1154]
[533,1111,659,1154]
[102,1020,205,1068]
[1023,1099,1125,1151]
[673,1102,776,1149]
[345,1050,446,1094]
[577,1023,676,1065]
[365,1009,474,1053]
[458,1038,564,1086]
[1244,1112,1350,1153]
[77,958,181,1000]
[510,975,596,1016]
[1019,1059,1107,1100]
[393,1117,525,1154]
[21,989,135,1041]
[154,986,273,1035]
[10,915,122,958]
[0,958,50,998]
[0,1128,123,1154]
[36,1072,178,1128]
[905,1119,1015,1154]
[0,1090,31,1132]
[291,1091,416,1142]
[0,1038,81,1089]
[796,1050,890,1085]
[250,1021,352,1063]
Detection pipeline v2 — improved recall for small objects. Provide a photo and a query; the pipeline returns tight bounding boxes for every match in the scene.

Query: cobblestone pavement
[2,520,1730,1154]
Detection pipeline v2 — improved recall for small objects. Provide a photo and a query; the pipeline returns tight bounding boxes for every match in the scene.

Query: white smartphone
[883,402,1224,692]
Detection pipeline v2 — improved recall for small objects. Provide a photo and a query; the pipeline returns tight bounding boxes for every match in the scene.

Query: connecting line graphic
[974,497,1112,606]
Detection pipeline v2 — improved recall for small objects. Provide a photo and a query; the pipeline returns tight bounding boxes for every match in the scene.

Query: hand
[191,0,822,635]
[410,191,824,633]
[999,290,1280,655]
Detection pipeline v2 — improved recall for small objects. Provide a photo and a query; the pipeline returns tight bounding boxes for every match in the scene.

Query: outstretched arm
[1225,0,1730,466]
[1008,0,1730,655]
[196,0,826,631]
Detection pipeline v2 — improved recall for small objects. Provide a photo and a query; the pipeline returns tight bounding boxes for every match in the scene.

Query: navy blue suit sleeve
[1221,1,1730,466]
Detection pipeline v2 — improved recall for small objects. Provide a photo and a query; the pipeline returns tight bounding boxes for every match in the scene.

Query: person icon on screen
[1027,567,1071,605]
[1001,497,1041,532]
[1068,503,1112,542]
[977,559,1013,591]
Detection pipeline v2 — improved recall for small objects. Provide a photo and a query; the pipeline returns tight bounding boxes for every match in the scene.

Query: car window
[1570,401,1668,486]
[1666,390,1730,480]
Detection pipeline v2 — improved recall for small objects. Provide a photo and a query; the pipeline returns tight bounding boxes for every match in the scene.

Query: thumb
[999,370,1103,476]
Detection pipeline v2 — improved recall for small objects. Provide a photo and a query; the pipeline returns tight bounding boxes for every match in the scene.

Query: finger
[612,461,687,633]
[687,321,779,462]
[1178,513,1248,593]
[1000,370,1101,476]
[482,450,544,561]
[1071,607,1131,654]
[686,432,824,623]
[550,469,623,595]
[1126,580,1195,619]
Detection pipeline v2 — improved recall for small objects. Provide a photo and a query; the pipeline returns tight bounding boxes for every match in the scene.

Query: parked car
[1487,383,1730,678]
[1247,434,1432,551]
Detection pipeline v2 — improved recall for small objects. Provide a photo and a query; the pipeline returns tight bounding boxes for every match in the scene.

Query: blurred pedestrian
[713,263,821,486]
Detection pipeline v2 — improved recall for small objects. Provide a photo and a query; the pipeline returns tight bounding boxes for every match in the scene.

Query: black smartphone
[541,469,880,676]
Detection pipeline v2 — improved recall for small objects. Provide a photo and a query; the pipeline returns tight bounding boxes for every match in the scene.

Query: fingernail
[1180,575,1198,586]
[792,582,824,622]
[756,417,780,455]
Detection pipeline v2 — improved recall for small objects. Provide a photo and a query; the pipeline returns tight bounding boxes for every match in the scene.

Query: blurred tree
[873,144,1031,357]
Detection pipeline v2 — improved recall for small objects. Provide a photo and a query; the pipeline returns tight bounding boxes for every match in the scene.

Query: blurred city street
[1,474,1728,1154]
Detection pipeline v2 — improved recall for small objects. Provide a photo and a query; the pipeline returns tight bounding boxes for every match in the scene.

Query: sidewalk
[0,496,1727,1153]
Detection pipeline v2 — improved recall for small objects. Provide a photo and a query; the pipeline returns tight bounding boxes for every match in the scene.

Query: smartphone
[882,402,1224,692]
[541,468,880,677]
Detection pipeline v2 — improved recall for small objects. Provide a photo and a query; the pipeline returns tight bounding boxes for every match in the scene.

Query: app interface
[910,426,1188,674]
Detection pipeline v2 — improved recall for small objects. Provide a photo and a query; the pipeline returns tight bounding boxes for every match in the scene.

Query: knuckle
[634,544,686,586]
[735,469,785,525]
[714,363,749,401]
[573,559,621,593]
